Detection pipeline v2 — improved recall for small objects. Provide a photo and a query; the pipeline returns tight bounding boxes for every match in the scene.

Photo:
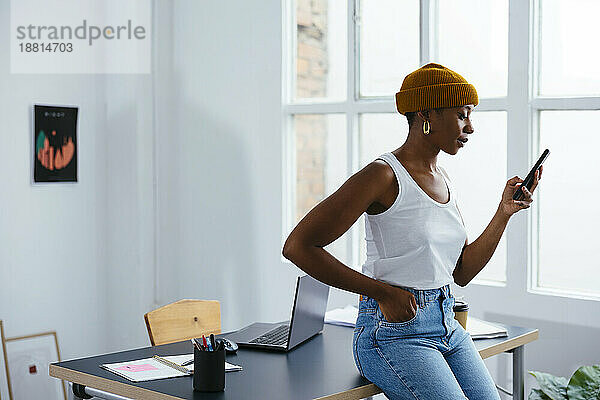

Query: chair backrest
[144,299,221,346]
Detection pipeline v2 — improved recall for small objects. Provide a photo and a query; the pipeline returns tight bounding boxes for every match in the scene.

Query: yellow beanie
[395,63,479,115]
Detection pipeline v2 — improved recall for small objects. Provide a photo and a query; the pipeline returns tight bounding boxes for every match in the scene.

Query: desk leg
[71,382,93,400]
[512,346,524,400]
[68,383,83,400]
[68,381,134,400]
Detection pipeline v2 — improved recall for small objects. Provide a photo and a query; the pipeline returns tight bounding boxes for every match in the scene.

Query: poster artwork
[34,105,78,182]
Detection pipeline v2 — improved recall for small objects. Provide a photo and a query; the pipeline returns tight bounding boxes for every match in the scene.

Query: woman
[282,63,542,399]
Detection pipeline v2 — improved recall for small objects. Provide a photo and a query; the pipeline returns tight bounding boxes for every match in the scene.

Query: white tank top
[362,152,467,289]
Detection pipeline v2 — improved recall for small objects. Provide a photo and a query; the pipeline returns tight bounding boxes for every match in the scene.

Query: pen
[202,335,208,349]
[182,359,194,366]
[193,338,205,351]
[210,334,216,351]
[190,339,201,351]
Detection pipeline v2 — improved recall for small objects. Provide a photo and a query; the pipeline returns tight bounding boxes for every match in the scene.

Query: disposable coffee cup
[453,299,469,330]
[193,344,225,392]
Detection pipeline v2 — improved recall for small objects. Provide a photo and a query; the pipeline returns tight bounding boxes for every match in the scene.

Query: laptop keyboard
[249,325,289,346]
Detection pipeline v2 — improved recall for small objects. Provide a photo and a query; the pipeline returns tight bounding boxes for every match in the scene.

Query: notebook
[324,305,358,327]
[100,354,242,382]
[466,316,508,340]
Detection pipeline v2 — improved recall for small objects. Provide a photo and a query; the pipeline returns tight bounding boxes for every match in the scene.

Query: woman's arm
[453,168,542,286]
[283,161,419,322]
[282,161,394,300]
[453,206,510,286]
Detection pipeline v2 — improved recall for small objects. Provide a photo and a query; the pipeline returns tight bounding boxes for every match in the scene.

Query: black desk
[50,323,538,400]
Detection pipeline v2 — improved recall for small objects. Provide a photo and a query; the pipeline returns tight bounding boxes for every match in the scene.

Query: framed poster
[1,326,66,400]
[33,104,78,183]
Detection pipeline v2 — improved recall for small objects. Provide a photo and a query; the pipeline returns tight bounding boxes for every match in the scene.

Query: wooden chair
[144,299,221,346]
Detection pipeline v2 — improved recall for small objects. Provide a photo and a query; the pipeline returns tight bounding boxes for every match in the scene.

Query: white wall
[102,74,156,352]
[0,2,110,397]
[0,5,159,400]
[99,0,179,352]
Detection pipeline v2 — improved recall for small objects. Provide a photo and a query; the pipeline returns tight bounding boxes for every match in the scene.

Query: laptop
[224,275,330,351]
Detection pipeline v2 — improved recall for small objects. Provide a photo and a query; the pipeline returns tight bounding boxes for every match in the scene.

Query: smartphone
[512,149,550,201]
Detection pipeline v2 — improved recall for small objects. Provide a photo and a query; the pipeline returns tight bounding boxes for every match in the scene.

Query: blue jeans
[353,285,501,400]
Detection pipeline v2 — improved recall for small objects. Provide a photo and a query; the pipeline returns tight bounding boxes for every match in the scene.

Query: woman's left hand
[499,165,543,217]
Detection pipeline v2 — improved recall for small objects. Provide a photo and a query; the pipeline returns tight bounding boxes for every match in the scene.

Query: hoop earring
[423,120,430,135]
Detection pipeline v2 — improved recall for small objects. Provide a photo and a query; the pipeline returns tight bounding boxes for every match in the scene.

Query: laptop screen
[287,275,330,350]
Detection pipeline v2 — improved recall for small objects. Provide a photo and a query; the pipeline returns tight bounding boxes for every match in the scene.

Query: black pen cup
[193,345,225,392]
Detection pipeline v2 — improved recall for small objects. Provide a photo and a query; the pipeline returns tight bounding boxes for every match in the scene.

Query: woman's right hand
[498,166,542,217]
[376,285,418,323]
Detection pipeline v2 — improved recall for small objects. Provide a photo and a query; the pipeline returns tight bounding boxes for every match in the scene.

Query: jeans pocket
[378,305,420,328]
[352,326,365,377]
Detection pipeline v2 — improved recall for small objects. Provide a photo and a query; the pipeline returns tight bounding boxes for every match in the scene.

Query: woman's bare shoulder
[321,158,396,209]
[354,159,395,187]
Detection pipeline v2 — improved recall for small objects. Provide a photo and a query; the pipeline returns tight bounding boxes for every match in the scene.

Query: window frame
[528,0,600,301]
[281,0,600,302]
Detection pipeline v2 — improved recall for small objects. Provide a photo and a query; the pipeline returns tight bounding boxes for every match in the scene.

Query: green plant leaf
[528,388,553,400]
[567,365,600,400]
[529,371,568,400]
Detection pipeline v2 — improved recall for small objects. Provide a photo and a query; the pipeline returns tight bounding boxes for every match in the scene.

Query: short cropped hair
[405,109,443,128]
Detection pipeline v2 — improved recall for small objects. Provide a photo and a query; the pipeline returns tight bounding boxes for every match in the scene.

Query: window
[435,0,508,98]
[530,0,600,298]
[439,111,507,283]
[433,0,509,284]
[538,0,600,96]
[536,111,600,296]
[294,0,347,101]
[293,114,348,264]
[284,0,600,299]
[359,0,420,97]
[284,0,508,283]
